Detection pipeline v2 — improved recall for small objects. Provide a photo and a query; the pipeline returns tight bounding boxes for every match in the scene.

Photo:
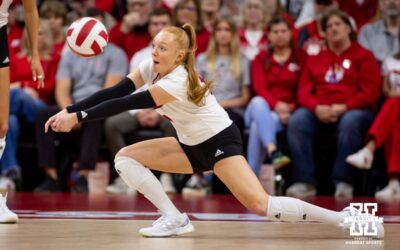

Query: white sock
[267,196,343,226]
[114,156,181,216]
[0,137,5,160]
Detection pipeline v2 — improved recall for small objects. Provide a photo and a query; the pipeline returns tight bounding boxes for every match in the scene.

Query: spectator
[281,0,315,28]
[172,0,210,55]
[109,0,154,59]
[197,16,251,132]
[66,0,116,29]
[245,16,303,176]
[201,0,222,32]
[0,20,60,191]
[39,0,68,56]
[192,17,251,195]
[347,29,400,200]
[239,0,268,61]
[105,8,177,194]
[338,0,378,29]
[34,9,128,192]
[358,0,400,63]
[297,0,337,56]
[286,9,381,199]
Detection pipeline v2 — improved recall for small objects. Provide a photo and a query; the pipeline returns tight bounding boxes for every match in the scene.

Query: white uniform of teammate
[0,0,13,28]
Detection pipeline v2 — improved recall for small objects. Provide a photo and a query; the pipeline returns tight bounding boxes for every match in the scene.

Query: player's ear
[176,49,186,63]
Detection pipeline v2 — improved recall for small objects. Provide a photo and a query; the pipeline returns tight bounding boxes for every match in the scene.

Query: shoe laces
[152,213,186,230]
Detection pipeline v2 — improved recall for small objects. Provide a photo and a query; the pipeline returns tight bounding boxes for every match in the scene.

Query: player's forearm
[74,90,156,122]
[66,77,136,113]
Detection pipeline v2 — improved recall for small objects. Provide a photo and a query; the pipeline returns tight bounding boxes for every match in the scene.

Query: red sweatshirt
[196,28,210,56]
[7,24,22,56]
[298,42,381,112]
[252,49,304,109]
[9,53,61,105]
[109,22,151,59]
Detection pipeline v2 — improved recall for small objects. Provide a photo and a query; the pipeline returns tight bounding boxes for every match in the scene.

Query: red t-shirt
[7,24,22,56]
[196,28,210,56]
[298,42,381,112]
[252,49,304,108]
[109,22,151,59]
[9,53,61,105]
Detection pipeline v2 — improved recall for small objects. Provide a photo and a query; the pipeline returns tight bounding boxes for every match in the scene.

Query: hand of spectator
[275,101,292,113]
[315,105,333,123]
[121,12,140,34]
[45,109,78,133]
[330,104,347,122]
[278,111,291,125]
[23,87,39,100]
[30,54,45,89]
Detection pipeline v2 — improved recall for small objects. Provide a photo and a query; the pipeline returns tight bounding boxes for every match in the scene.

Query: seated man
[286,10,381,199]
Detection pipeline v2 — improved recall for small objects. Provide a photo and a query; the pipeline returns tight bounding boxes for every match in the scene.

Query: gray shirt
[196,53,250,102]
[57,44,128,103]
[358,19,399,64]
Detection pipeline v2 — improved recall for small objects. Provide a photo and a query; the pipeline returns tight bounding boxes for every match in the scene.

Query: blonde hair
[163,23,212,106]
[206,17,241,79]
[21,19,54,59]
[240,0,268,29]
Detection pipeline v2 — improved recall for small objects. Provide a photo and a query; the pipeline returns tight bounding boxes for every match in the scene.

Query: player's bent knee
[114,156,153,190]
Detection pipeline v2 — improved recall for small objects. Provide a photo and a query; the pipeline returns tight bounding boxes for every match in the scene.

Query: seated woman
[192,16,251,195]
[245,16,302,176]
[0,19,60,190]
[347,36,400,200]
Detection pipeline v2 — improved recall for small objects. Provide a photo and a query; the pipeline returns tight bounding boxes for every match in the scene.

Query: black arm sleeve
[66,77,136,113]
[76,90,156,122]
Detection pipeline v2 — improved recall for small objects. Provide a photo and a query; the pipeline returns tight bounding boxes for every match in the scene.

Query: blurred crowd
[1,0,400,201]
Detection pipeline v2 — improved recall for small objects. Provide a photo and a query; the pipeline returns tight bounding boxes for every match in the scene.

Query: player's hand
[30,54,45,89]
[45,109,78,133]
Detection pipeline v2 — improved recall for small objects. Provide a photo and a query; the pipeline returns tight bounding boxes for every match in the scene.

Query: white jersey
[0,0,13,29]
[139,58,232,145]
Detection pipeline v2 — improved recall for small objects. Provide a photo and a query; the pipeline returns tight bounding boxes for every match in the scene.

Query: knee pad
[114,156,154,190]
[267,196,304,222]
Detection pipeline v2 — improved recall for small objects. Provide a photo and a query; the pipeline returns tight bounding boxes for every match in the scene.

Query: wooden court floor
[2,193,399,250]
[0,219,398,250]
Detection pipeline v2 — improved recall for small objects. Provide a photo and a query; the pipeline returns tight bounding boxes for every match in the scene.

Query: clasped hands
[44,109,80,133]
[315,104,347,123]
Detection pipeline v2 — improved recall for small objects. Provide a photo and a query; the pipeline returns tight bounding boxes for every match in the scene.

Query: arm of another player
[22,0,44,88]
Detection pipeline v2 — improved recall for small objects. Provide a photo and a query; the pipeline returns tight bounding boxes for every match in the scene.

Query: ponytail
[181,24,212,106]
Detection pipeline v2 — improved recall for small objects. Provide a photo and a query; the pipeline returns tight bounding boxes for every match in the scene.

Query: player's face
[152,31,185,77]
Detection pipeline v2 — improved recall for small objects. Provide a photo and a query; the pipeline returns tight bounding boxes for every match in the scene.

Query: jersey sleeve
[155,74,188,101]
[139,58,154,83]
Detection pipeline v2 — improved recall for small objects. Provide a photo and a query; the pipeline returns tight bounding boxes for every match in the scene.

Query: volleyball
[66,17,108,57]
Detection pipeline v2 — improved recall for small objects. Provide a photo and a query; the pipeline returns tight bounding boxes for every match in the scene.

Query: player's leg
[0,67,10,160]
[114,137,194,237]
[214,156,384,238]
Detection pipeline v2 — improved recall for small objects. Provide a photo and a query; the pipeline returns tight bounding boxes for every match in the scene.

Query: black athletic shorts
[0,26,10,68]
[179,122,243,173]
